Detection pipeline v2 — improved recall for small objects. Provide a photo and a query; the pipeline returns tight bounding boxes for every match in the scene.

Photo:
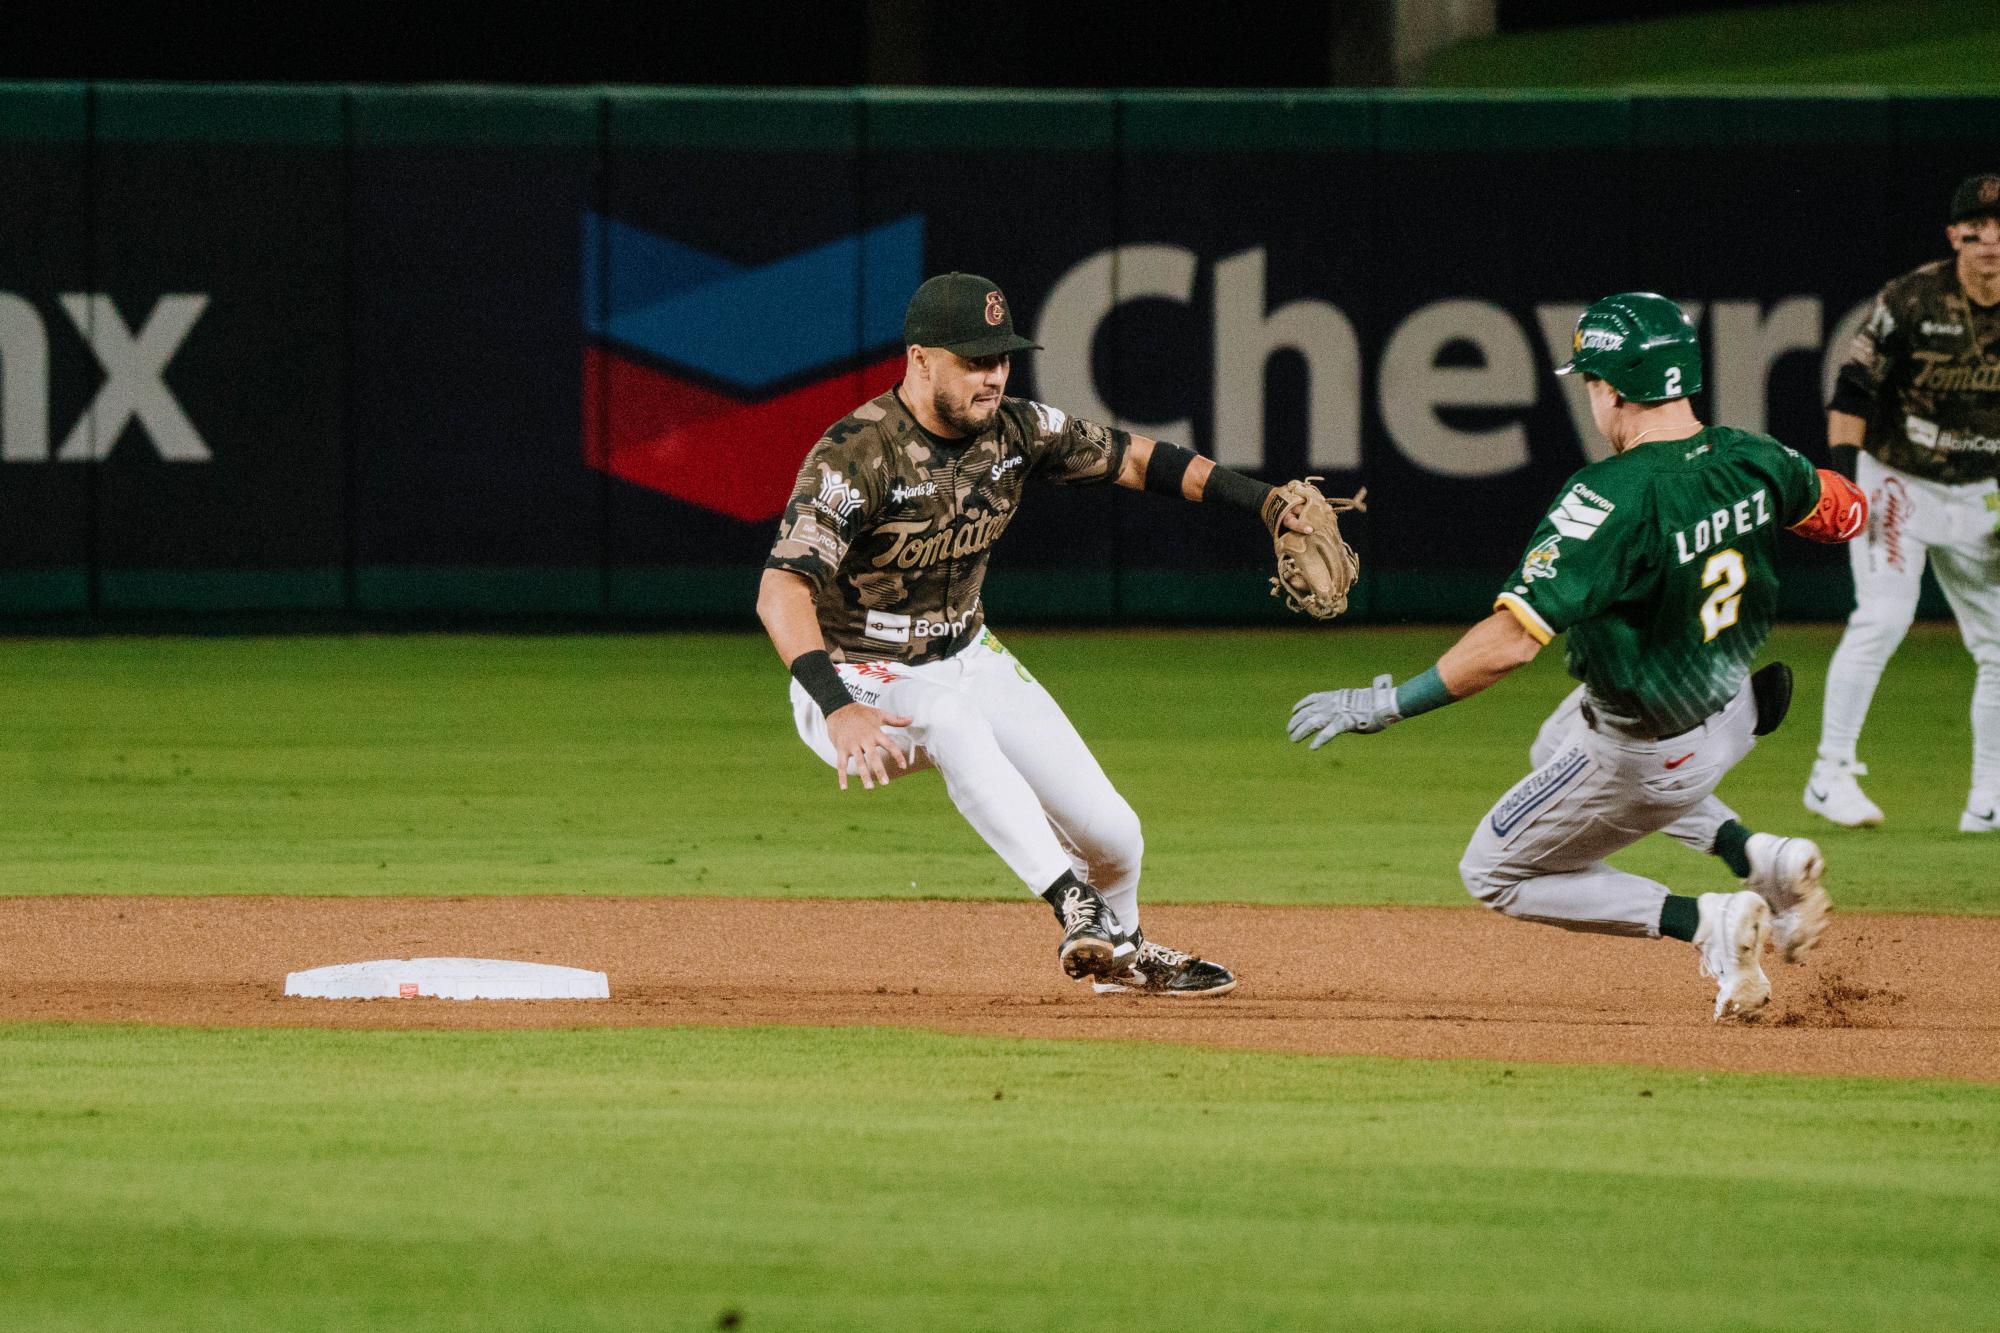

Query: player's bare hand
[827,704,914,791]
[1273,491,1313,535]
[1288,674,1401,748]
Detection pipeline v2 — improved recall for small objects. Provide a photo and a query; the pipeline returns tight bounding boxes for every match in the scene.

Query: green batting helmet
[1554,292,1702,403]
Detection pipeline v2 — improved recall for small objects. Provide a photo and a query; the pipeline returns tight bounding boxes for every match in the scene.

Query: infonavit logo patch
[580,213,924,522]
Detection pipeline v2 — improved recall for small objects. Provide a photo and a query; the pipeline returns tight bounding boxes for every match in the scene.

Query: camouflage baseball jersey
[1830,258,2000,484]
[766,388,1130,664]
[1494,427,1822,739]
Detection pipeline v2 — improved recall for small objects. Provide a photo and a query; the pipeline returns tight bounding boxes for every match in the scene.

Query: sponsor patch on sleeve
[813,469,864,521]
[777,514,843,567]
[1548,483,1616,541]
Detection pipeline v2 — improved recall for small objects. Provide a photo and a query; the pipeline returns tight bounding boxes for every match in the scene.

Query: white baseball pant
[1819,454,2000,794]
[789,630,1145,933]
[1459,682,1759,936]
[1529,686,1741,855]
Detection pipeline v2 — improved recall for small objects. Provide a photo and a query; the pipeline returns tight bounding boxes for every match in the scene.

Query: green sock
[1659,894,1700,942]
[1711,819,1753,878]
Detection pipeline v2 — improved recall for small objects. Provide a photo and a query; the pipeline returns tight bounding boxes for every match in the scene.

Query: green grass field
[0,626,1988,909]
[1427,0,2000,89]
[4,627,1995,1330]
[4,1023,1996,1333]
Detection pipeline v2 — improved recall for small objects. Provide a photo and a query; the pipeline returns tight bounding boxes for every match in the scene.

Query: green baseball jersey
[1495,427,1822,738]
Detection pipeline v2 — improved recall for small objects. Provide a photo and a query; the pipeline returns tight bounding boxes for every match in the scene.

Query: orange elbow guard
[1789,468,1868,543]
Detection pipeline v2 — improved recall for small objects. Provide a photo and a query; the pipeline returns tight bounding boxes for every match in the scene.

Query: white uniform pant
[1819,454,2000,794]
[1459,683,1759,937]
[790,631,1144,933]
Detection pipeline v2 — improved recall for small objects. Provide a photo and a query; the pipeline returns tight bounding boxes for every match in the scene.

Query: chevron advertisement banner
[581,210,918,523]
[1,86,1991,623]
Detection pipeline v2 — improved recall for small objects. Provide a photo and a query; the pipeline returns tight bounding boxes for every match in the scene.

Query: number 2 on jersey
[1699,548,1745,642]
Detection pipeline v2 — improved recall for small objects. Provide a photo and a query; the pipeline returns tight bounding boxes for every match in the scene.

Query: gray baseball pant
[1459,683,1757,937]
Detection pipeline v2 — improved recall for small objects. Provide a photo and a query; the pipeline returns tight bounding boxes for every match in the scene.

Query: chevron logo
[580,212,924,522]
[1548,488,1615,541]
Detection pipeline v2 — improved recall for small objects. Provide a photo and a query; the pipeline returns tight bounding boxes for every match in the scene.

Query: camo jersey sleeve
[1014,399,1133,486]
[764,431,885,592]
[1827,279,1905,420]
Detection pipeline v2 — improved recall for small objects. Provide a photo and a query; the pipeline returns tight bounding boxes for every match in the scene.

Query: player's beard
[934,387,1000,437]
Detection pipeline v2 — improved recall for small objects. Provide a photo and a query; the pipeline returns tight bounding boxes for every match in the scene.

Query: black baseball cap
[1950,173,2000,222]
[902,272,1041,357]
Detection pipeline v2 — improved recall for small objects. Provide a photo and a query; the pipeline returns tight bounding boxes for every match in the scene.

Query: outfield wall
[1,84,1986,625]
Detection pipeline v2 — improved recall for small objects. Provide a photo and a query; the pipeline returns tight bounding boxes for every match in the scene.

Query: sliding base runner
[1287,293,1869,1021]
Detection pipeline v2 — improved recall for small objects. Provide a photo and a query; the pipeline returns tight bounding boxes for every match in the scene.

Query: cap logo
[1578,328,1625,352]
[1982,179,1999,205]
[984,291,1005,327]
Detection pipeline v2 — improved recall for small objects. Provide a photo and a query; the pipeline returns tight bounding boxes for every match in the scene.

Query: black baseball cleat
[1053,882,1123,981]
[1091,934,1237,997]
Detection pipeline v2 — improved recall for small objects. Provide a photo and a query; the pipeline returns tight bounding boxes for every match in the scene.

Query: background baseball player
[1287,294,1867,1021]
[756,272,1360,997]
[1808,172,2000,832]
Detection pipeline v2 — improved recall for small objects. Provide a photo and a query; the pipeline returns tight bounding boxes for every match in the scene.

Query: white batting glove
[1288,673,1402,748]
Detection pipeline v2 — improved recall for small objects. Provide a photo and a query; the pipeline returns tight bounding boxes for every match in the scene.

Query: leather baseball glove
[1260,478,1367,619]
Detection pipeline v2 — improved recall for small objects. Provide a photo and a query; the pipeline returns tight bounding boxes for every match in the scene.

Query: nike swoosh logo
[1809,784,1830,802]
[1665,753,1695,769]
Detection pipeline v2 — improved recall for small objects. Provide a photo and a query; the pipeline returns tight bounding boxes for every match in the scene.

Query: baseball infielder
[1288,294,1867,1021]
[1808,172,2000,832]
[757,272,1360,996]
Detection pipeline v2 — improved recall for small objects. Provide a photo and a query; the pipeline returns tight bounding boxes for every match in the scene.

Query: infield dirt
[3,897,1994,1081]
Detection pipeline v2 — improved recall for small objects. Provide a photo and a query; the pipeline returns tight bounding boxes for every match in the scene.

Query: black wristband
[1202,462,1275,515]
[1829,444,1860,482]
[1143,441,1198,498]
[789,649,856,718]
[1827,380,1876,421]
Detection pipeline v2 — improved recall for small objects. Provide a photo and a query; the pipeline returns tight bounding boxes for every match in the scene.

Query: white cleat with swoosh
[1803,759,1884,828]
[1960,790,2000,834]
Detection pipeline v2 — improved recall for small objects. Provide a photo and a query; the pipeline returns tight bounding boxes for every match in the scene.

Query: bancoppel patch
[864,609,912,643]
